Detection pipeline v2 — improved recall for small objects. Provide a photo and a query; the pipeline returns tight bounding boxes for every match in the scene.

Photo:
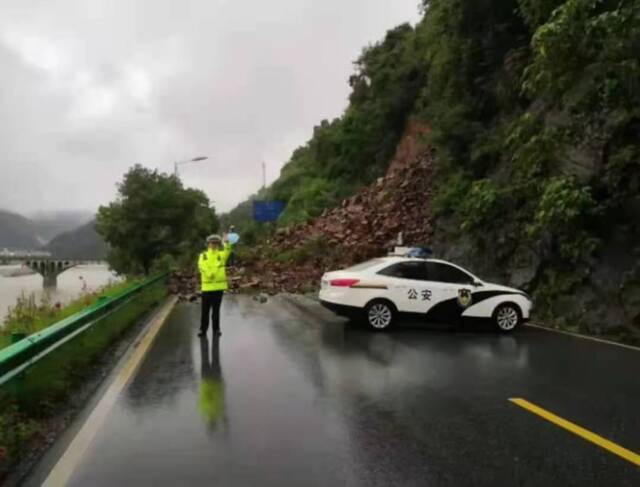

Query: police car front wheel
[493,304,521,332]
[364,300,396,331]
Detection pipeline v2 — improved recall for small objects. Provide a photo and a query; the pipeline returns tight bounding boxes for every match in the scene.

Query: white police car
[319,256,532,332]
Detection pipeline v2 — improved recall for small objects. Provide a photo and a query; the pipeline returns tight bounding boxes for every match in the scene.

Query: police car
[319,253,532,332]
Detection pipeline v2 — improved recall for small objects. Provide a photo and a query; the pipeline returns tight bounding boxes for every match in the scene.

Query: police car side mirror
[473,281,483,287]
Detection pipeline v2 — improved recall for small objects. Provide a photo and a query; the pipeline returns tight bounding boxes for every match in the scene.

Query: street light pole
[174,156,208,177]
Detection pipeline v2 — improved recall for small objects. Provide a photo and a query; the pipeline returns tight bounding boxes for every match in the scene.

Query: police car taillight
[330,278,360,287]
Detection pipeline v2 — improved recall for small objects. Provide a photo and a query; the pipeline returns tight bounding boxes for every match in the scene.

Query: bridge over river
[0,253,101,287]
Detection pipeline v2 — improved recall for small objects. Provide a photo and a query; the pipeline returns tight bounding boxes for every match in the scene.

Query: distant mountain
[29,210,93,244]
[0,209,40,249]
[44,220,108,260]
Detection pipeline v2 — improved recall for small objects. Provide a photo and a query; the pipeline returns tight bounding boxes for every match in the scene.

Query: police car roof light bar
[389,246,434,258]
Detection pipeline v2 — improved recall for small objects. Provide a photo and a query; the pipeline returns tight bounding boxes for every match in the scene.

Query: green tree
[96,165,218,275]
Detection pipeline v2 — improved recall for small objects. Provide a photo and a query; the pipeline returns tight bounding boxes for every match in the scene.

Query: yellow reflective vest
[198,243,232,291]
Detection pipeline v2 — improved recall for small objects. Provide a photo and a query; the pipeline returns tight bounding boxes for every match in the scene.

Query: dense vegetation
[97,165,219,275]
[423,0,638,249]
[226,0,640,337]
[416,0,640,335]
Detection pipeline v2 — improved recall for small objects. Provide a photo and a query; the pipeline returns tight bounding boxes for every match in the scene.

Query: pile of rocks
[269,148,435,262]
[168,270,199,302]
[234,261,324,294]
[167,264,317,299]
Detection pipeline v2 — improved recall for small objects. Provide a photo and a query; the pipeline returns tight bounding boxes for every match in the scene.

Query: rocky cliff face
[431,206,640,342]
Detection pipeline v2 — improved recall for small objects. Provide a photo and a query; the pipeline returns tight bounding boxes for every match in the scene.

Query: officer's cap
[206,234,222,244]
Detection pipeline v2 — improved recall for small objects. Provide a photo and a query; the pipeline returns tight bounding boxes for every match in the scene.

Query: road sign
[253,201,286,222]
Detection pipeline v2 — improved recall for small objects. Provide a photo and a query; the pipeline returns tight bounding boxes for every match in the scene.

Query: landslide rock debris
[252,124,435,294]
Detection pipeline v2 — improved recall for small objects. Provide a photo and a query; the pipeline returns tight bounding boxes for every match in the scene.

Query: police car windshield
[346,259,385,271]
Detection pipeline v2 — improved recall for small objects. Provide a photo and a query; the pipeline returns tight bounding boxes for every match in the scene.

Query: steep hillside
[222,22,427,238]
[0,210,39,249]
[270,121,433,261]
[29,210,93,244]
[44,220,107,260]
[236,122,434,292]
[226,0,640,342]
[0,209,92,250]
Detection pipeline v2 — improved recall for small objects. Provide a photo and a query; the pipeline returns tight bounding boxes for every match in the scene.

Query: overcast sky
[0,0,420,216]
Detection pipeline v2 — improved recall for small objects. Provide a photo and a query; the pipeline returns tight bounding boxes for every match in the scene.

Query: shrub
[433,172,472,216]
[459,179,502,230]
[528,176,600,261]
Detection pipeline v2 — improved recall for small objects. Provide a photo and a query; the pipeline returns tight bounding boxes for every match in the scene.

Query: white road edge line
[525,322,640,352]
[42,296,178,487]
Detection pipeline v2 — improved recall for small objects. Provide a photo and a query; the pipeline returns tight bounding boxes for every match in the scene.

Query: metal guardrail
[0,273,168,386]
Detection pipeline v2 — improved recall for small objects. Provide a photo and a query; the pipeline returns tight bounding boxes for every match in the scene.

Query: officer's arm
[221,242,233,265]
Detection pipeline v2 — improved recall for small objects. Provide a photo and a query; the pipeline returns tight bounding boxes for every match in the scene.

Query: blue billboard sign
[253,200,286,222]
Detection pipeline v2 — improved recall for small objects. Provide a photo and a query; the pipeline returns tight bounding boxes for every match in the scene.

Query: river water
[0,264,120,324]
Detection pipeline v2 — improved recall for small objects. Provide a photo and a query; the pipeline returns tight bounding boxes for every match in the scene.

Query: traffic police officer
[198,233,233,337]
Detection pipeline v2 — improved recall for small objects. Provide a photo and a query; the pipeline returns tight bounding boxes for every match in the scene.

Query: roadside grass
[0,279,139,352]
[0,278,166,480]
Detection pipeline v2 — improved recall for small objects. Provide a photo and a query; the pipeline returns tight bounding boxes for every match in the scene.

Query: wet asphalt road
[57,295,638,486]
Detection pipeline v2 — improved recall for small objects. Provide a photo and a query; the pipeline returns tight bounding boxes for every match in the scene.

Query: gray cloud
[0,0,420,215]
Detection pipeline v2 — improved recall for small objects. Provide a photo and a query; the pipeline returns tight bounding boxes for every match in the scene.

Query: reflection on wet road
[63,296,639,486]
[198,336,225,429]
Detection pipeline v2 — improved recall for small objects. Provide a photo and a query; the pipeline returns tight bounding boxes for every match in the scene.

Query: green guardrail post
[8,333,27,408]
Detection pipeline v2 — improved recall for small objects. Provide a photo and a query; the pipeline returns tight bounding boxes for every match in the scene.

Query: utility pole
[262,161,266,189]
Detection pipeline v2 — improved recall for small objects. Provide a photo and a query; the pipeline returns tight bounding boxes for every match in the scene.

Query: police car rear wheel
[365,300,395,331]
[494,304,521,332]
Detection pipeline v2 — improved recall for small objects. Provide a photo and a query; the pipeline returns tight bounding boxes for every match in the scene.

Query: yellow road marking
[43,296,178,487]
[510,398,640,467]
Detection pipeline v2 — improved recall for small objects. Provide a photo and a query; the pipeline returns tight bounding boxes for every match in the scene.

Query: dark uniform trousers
[200,291,224,333]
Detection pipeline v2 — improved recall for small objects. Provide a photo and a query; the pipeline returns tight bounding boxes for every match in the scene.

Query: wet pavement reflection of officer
[198,335,226,429]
